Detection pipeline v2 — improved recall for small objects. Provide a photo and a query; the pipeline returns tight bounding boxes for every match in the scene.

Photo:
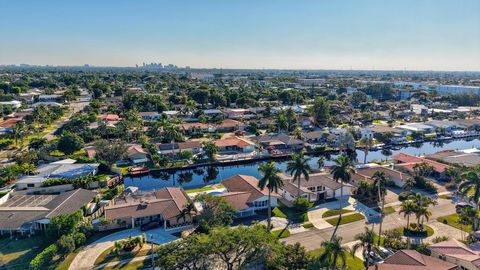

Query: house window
[317,186,325,192]
[308,187,315,192]
[27,184,35,188]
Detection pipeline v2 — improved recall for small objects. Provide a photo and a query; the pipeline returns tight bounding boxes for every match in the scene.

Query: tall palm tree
[258,162,283,230]
[459,168,480,230]
[415,206,431,230]
[360,137,374,164]
[402,178,416,191]
[351,227,381,270]
[372,171,388,245]
[399,200,416,229]
[318,236,348,270]
[286,151,312,198]
[330,155,355,239]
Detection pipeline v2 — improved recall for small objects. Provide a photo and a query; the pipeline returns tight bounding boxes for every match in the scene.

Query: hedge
[29,244,58,270]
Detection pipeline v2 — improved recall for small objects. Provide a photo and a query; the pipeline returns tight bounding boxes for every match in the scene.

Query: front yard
[0,235,51,270]
[437,213,473,233]
[325,213,365,226]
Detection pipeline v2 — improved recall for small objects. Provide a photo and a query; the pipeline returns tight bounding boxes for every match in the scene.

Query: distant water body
[124,138,480,192]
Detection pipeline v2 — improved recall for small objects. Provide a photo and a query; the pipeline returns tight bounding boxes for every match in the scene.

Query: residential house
[217,192,256,218]
[0,118,21,134]
[254,133,304,151]
[303,131,333,144]
[139,111,162,121]
[98,114,122,122]
[0,189,97,235]
[298,116,314,129]
[157,141,203,157]
[38,94,62,102]
[223,108,254,119]
[353,165,409,187]
[104,187,193,229]
[392,153,449,178]
[214,136,255,153]
[369,250,458,270]
[221,175,279,211]
[279,173,352,202]
[15,159,100,189]
[428,239,480,270]
[127,145,149,164]
[396,123,435,135]
[425,120,459,135]
[369,125,408,144]
[0,100,22,110]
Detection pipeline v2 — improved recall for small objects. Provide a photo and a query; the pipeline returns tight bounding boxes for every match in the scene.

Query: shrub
[293,197,310,213]
[398,191,414,201]
[57,234,76,254]
[29,244,58,270]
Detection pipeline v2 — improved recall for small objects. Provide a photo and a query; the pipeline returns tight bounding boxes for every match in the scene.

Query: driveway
[69,228,177,270]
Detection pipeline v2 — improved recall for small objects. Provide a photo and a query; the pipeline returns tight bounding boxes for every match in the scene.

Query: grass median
[325,213,365,226]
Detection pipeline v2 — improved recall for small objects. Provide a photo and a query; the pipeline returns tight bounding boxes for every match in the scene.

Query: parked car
[141,221,161,231]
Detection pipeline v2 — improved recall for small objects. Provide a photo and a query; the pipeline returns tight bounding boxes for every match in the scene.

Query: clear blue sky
[1,0,479,71]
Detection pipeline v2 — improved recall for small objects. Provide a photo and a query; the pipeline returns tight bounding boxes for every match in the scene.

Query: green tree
[311,97,330,126]
[194,193,236,230]
[459,168,480,230]
[286,151,312,198]
[283,243,309,270]
[359,137,374,164]
[57,132,84,155]
[258,161,283,230]
[94,139,128,165]
[315,236,348,270]
[351,227,380,270]
[399,200,416,229]
[57,234,76,255]
[330,155,355,239]
[202,141,218,162]
[372,171,388,245]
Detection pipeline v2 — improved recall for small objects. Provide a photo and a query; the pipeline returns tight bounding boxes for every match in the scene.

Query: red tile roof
[218,192,251,211]
[221,175,279,202]
[0,118,20,128]
[98,114,122,121]
[369,250,458,270]
[393,153,449,173]
[428,239,480,267]
[214,136,254,148]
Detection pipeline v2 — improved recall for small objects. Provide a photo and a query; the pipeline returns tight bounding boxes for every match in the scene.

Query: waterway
[124,138,480,192]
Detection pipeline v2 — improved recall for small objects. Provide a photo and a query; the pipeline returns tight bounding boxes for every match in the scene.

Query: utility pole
[150,234,155,270]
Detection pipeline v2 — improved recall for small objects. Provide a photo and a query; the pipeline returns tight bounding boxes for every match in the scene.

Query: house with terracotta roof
[0,118,21,134]
[278,172,352,202]
[214,136,255,153]
[157,141,203,158]
[104,187,193,229]
[253,133,305,151]
[392,153,449,178]
[98,114,122,122]
[217,192,255,218]
[354,165,409,188]
[428,239,480,270]
[370,249,458,270]
[221,175,279,211]
[127,144,149,164]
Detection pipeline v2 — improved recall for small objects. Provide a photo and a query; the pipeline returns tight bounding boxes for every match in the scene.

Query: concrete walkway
[69,228,178,270]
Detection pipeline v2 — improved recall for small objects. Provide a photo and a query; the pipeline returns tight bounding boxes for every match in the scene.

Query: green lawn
[271,202,311,223]
[439,194,453,200]
[308,248,364,270]
[382,206,396,215]
[0,235,52,270]
[271,229,291,239]
[325,213,365,226]
[302,223,314,229]
[322,209,354,218]
[99,259,151,270]
[95,246,156,266]
[185,185,224,194]
[54,250,80,270]
[437,213,473,233]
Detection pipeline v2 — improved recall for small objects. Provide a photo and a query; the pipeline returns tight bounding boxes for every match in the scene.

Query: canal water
[124,138,480,192]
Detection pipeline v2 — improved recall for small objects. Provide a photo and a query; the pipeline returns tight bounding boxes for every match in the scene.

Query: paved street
[284,198,458,251]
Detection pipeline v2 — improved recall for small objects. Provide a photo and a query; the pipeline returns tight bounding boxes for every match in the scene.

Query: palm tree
[330,155,355,239]
[372,171,388,245]
[351,227,381,270]
[258,162,284,230]
[399,200,416,229]
[317,156,325,171]
[402,178,416,191]
[459,168,480,230]
[286,151,312,198]
[176,201,197,224]
[415,206,431,230]
[318,236,348,270]
[202,141,218,162]
[10,122,27,147]
[359,137,374,164]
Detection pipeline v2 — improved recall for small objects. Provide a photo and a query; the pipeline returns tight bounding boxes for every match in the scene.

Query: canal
[124,138,480,192]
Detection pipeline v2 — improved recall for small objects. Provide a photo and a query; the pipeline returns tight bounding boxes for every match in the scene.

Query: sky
[0,0,479,71]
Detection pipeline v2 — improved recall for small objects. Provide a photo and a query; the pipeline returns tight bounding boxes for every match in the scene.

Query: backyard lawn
[0,235,52,270]
[437,213,473,233]
[271,229,291,239]
[308,248,364,270]
[325,213,365,226]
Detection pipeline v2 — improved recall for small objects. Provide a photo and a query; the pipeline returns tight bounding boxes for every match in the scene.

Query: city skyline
[1,0,479,71]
